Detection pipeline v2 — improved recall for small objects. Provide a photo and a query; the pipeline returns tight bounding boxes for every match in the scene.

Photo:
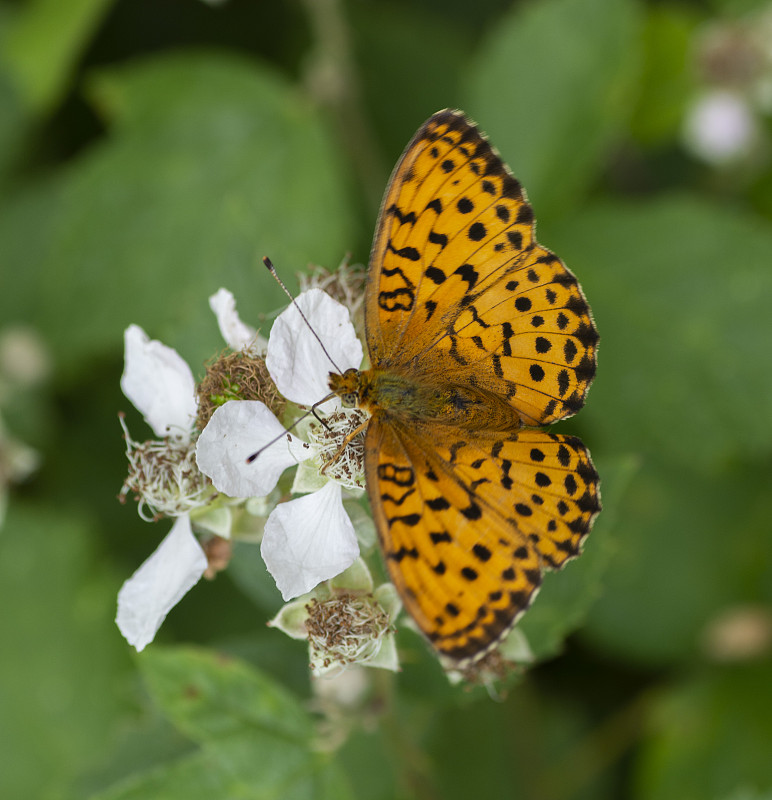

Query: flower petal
[266,289,363,406]
[209,288,267,354]
[115,515,207,652]
[120,325,197,440]
[261,481,359,600]
[195,400,310,497]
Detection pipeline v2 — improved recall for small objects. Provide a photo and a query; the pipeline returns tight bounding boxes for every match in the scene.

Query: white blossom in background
[196,288,366,601]
[683,6,772,166]
[683,89,758,164]
[0,326,48,528]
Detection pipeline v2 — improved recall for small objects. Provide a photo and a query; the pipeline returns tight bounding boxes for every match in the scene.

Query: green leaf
[551,195,772,471]
[0,66,28,188]
[635,663,772,800]
[0,52,355,374]
[1,0,113,113]
[350,3,470,165]
[581,458,769,664]
[138,646,312,744]
[546,195,772,663]
[465,0,642,218]
[629,5,700,144]
[90,647,353,800]
[0,501,128,800]
[90,739,353,800]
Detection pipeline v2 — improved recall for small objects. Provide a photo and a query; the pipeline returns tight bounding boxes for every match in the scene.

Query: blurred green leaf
[90,739,352,800]
[629,5,700,145]
[0,52,355,374]
[552,195,772,470]
[708,0,767,16]
[465,0,642,217]
[548,195,772,663]
[635,662,772,800]
[0,67,28,187]
[0,501,129,800]
[1,0,113,113]
[351,3,470,160]
[581,458,769,663]
[90,647,352,800]
[138,646,311,743]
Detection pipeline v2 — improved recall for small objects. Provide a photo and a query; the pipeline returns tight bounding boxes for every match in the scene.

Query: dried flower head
[300,259,366,339]
[305,592,394,673]
[119,414,212,521]
[196,350,285,431]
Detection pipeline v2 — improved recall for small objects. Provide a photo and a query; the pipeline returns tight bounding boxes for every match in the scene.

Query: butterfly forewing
[366,109,598,427]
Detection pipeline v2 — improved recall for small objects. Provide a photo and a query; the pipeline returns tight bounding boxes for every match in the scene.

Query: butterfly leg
[319,418,369,475]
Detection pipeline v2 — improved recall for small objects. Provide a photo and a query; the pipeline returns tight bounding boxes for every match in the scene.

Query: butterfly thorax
[329,367,522,433]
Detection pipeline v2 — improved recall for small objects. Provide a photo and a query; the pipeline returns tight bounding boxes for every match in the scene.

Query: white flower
[118,293,249,650]
[117,325,210,650]
[683,89,758,164]
[115,325,217,651]
[269,559,402,677]
[196,289,366,601]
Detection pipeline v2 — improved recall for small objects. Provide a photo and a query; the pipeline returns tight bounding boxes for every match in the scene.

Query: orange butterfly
[329,110,600,666]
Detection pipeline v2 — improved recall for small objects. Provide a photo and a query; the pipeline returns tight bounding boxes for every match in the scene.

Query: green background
[1,0,771,798]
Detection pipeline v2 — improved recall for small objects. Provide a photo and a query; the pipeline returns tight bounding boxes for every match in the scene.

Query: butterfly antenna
[263,256,343,373]
[246,393,336,463]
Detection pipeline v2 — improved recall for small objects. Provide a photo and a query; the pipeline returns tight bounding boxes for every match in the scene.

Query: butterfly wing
[366,109,598,427]
[365,413,600,664]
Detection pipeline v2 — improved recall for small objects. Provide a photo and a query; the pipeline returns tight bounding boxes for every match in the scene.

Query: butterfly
[328,109,600,667]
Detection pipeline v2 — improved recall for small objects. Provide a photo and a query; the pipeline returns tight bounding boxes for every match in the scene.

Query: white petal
[209,288,266,354]
[120,325,197,440]
[266,289,363,406]
[115,515,207,651]
[195,400,311,498]
[261,482,359,600]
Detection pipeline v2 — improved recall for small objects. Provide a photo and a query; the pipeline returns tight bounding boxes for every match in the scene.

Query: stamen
[306,408,369,490]
[118,414,212,521]
[305,592,393,673]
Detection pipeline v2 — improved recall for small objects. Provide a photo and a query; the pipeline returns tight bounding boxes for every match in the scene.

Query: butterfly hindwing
[365,415,600,664]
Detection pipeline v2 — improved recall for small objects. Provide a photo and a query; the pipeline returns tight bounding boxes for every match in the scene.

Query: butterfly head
[328,367,362,409]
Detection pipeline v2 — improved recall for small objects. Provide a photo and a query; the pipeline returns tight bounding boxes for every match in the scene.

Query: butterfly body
[331,110,600,667]
[330,367,523,431]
